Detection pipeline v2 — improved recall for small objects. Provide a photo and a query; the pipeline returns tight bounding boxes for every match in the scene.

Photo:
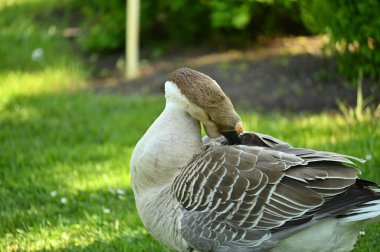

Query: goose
[130,67,380,252]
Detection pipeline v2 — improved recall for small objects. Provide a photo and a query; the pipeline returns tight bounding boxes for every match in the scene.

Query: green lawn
[1,0,379,251]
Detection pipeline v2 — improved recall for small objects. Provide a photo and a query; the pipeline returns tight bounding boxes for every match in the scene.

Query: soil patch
[90,36,379,112]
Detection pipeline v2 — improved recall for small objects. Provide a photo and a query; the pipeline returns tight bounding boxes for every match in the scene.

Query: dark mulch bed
[90,37,379,113]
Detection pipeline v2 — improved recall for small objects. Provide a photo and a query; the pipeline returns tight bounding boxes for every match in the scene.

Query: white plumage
[130,68,380,251]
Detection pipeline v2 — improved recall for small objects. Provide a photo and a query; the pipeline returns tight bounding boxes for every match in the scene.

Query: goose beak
[221,122,243,145]
[235,121,244,134]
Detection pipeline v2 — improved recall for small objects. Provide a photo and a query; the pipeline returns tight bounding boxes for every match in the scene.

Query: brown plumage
[170,68,241,132]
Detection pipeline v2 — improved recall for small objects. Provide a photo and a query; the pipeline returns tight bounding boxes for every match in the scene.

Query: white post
[126,0,140,79]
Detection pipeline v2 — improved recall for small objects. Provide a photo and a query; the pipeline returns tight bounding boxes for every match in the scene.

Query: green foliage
[301,0,380,80]
[73,0,380,81]
[337,69,380,122]
[139,0,210,45]
[75,0,305,52]
[74,0,126,52]
[208,0,301,31]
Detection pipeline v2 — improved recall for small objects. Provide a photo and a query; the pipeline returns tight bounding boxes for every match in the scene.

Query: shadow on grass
[0,0,81,74]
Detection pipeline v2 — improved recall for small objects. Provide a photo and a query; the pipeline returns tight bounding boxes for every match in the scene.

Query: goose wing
[173,132,367,251]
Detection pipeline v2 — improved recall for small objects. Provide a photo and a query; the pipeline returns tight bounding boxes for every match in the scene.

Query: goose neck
[130,101,203,196]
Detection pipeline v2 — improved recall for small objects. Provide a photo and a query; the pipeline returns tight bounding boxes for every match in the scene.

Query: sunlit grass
[242,111,380,180]
[1,0,379,251]
[0,91,167,251]
[0,0,168,250]
[1,87,379,251]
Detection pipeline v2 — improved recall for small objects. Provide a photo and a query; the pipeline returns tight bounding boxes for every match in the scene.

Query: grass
[1,0,379,251]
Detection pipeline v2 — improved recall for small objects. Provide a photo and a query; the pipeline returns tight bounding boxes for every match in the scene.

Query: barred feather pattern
[173,132,364,251]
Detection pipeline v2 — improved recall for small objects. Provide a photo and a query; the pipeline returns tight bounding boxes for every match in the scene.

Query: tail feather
[339,199,380,222]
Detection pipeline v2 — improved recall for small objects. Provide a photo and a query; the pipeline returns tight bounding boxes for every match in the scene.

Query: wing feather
[174,132,366,251]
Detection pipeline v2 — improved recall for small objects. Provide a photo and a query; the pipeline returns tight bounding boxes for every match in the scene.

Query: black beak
[221,131,242,145]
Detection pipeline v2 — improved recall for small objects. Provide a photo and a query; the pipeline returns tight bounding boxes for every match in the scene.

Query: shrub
[301,0,380,80]
[73,0,305,52]
[74,0,126,52]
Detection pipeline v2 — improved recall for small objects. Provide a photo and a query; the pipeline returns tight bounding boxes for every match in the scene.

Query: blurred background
[1,0,379,251]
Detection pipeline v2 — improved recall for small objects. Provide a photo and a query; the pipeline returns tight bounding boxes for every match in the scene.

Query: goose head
[165,68,243,144]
